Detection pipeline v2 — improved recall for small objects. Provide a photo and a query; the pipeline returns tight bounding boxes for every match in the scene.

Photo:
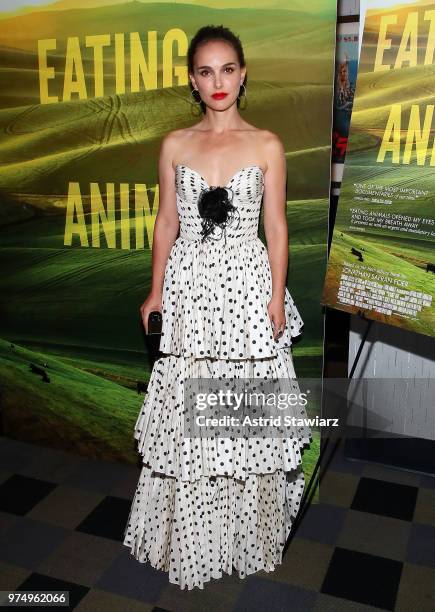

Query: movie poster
[323,0,435,339]
[0,0,336,465]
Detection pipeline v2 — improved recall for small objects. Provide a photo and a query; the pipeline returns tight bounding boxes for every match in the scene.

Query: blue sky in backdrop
[0,0,55,9]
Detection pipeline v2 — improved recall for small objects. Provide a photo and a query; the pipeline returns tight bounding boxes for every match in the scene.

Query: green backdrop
[0,1,335,472]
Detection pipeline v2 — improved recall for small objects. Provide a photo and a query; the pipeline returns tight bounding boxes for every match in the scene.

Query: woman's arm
[139,133,180,332]
[149,133,180,296]
[262,132,289,339]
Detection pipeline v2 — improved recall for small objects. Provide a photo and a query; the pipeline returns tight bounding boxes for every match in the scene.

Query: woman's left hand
[267,295,286,341]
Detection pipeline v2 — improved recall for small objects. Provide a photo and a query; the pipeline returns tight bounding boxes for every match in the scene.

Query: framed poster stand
[284,310,373,554]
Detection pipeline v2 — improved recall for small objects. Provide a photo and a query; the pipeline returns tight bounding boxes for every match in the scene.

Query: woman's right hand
[140,291,163,334]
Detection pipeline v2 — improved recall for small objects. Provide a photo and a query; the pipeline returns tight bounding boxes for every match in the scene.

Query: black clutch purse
[147,310,162,335]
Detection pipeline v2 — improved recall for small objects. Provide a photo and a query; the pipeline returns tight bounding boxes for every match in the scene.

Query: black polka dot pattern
[159,165,304,359]
[123,165,312,591]
[124,464,306,590]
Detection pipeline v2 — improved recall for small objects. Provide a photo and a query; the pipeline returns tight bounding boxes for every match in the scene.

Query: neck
[200,106,244,134]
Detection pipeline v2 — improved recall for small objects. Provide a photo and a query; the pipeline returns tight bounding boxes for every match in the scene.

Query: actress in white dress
[123,24,312,590]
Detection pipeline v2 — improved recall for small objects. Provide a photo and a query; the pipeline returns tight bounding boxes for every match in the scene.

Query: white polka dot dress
[123,164,313,590]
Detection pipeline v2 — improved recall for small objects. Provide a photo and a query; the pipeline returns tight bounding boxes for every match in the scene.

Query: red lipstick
[212,92,228,99]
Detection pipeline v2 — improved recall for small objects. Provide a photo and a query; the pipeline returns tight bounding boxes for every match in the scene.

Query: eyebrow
[196,62,237,70]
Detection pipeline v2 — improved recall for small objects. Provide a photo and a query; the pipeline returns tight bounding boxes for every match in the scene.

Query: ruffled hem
[158,236,304,359]
[133,349,312,483]
[123,463,305,591]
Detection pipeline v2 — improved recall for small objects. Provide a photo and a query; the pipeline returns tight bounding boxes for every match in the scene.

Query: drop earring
[238,83,247,110]
[189,88,202,105]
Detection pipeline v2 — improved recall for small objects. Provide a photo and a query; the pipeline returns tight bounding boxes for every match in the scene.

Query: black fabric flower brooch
[197,186,240,245]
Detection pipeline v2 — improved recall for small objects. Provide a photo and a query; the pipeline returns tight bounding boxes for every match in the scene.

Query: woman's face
[190,40,246,110]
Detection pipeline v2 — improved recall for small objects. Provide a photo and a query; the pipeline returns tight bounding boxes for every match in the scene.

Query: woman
[123,24,312,591]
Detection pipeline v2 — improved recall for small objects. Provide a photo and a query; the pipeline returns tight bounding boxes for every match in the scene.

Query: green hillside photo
[0,0,335,468]
[322,1,435,337]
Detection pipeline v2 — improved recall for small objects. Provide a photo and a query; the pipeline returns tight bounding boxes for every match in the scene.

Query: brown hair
[187,25,247,112]
[187,24,246,75]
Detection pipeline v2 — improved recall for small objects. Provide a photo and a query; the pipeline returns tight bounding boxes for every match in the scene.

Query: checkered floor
[1,435,435,611]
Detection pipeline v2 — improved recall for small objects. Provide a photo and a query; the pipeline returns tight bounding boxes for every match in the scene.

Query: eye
[199,70,209,77]
[225,67,234,73]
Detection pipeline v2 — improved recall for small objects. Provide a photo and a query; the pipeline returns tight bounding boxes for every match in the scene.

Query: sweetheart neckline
[175,163,264,189]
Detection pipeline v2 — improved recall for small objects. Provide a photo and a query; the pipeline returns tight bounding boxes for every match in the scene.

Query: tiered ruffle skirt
[123,236,312,590]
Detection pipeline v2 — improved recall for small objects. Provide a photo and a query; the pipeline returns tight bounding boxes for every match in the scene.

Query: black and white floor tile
[0,435,434,611]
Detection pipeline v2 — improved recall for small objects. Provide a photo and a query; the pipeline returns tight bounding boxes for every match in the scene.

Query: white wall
[348,316,435,441]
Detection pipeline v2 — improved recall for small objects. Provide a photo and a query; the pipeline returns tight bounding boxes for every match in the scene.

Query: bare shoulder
[243,125,283,158]
[258,130,285,173]
[160,128,186,152]
[160,127,193,167]
[261,129,285,153]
